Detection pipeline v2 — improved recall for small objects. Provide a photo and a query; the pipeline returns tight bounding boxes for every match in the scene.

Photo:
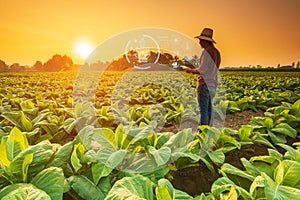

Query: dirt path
[223,110,265,130]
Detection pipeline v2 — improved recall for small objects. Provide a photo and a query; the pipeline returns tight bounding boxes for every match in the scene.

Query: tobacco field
[0,70,299,200]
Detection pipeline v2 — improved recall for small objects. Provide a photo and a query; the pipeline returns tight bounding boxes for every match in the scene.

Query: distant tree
[297,61,300,68]
[107,54,132,71]
[157,52,173,64]
[0,59,8,72]
[10,63,25,71]
[277,64,280,68]
[147,51,158,63]
[43,54,73,71]
[126,50,139,65]
[292,62,295,68]
[32,60,44,71]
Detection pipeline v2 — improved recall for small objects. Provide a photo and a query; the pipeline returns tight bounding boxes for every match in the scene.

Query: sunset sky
[1,0,300,68]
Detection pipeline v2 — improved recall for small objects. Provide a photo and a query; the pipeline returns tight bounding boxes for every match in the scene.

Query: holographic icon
[125,34,160,70]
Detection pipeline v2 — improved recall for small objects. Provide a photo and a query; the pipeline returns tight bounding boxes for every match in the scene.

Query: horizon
[1,0,300,68]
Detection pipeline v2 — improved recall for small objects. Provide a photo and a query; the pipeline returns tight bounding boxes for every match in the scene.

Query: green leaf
[262,172,300,200]
[271,123,297,138]
[164,128,194,150]
[115,123,125,149]
[147,146,171,167]
[34,120,58,135]
[220,163,255,182]
[47,141,73,168]
[104,175,154,200]
[268,130,286,144]
[20,99,35,110]
[254,134,276,149]
[0,137,10,166]
[156,178,193,200]
[32,112,51,126]
[92,128,116,151]
[291,99,300,117]
[0,183,51,200]
[274,160,300,187]
[208,150,225,166]
[238,126,252,141]
[220,186,238,200]
[96,148,127,169]
[26,141,57,177]
[7,126,29,162]
[1,111,33,132]
[264,117,274,129]
[211,177,253,200]
[277,143,300,162]
[30,167,65,200]
[63,118,76,134]
[91,162,112,185]
[249,176,265,197]
[71,143,85,173]
[68,175,105,200]
[127,125,153,147]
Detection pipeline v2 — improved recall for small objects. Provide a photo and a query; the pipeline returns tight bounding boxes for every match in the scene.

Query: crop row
[0,98,299,199]
[0,71,299,199]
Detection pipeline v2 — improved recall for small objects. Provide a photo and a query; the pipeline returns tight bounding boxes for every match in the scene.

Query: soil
[223,110,265,130]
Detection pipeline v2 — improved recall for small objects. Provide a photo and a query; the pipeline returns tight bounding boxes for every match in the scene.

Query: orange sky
[1,0,300,67]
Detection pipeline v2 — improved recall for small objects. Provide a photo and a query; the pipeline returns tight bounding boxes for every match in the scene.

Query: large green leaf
[0,137,10,167]
[92,128,116,151]
[71,143,85,173]
[91,162,112,185]
[210,177,253,200]
[32,112,51,126]
[264,117,274,129]
[7,126,29,162]
[0,183,51,200]
[164,128,194,150]
[249,176,265,198]
[147,146,171,167]
[68,175,106,200]
[220,163,255,182]
[34,120,58,135]
[238,126,253,142]
[262,172,300,200]
[156,178,193,200]
[271,123,297,138]
[26,141,58,178]
[274,160,300,187]
[127,125,154,148]
[96,148,127,169]
[207,150,225,166]
[105,175,154,200]
[1,111,33,132]
[291,99,300,117]
[10,152,33,182]
[47,141,74,168]
[30,167,65,200]
[277,143,300,162]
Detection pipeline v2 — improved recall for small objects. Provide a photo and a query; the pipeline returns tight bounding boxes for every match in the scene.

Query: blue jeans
[197,85,216,126]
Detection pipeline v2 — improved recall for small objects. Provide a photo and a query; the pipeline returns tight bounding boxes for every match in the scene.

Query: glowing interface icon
[125,34,160,69]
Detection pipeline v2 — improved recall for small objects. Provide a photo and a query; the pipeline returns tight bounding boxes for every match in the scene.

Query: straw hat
[195,28,216,43]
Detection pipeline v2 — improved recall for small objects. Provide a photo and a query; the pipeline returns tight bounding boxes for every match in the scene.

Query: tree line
[0,51,196,72]
[0,54,76,72]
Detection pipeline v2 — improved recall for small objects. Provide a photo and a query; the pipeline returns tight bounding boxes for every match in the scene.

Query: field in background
[0,70,299,199]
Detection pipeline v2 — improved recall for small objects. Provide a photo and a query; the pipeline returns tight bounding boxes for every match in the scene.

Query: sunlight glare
[73,39,94,60]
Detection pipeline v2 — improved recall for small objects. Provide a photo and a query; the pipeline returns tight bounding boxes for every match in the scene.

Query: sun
[73,39,95,60]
